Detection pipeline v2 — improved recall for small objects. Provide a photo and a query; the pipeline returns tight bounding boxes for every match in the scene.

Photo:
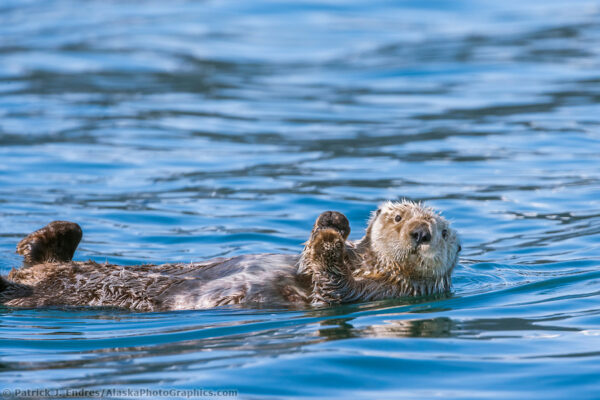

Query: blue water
[1,0,600,398]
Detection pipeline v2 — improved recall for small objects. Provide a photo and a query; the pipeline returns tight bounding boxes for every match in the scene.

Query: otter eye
[442,229,448,239]
[394,215,402,222]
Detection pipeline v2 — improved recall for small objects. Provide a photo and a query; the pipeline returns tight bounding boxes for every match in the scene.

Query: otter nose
[410,225,431,245]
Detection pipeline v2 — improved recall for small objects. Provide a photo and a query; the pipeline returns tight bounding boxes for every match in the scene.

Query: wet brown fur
[303,201,460,304]
[0,202,460,311]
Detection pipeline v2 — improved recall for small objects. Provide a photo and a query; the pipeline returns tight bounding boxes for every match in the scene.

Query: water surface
[1,0,600,398]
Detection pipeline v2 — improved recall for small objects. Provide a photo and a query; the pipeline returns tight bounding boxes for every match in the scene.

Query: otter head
[362,200,460,287]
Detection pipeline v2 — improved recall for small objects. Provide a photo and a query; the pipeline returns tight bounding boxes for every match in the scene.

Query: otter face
[367,200,460,280]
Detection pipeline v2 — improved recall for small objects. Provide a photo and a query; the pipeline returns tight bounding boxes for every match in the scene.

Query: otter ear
[367,208,382,227]
[372,208,383,221]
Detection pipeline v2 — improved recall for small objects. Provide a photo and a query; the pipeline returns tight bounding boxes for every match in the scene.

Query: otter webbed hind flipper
[16,221,82,266]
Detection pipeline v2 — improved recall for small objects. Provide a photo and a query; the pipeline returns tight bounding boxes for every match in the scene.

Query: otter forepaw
[309,228,348,277]
[297,211,351,278]
[312,211,350,240]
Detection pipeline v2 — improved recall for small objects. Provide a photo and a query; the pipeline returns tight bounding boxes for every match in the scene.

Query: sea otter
[0,201,460,311]
[302,201,460,303]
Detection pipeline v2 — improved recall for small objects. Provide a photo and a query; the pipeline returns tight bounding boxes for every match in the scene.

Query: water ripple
[1,0,600,398]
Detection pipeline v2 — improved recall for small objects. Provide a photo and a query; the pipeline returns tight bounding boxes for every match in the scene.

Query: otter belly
[160,254,309,310]
[3,254,308,311]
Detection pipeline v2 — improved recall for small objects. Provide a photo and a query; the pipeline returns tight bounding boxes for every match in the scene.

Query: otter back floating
[0,201,460,311]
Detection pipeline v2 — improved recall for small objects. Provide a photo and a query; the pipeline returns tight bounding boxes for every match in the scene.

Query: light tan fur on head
[359,200,460,284]
[303,200,461,304]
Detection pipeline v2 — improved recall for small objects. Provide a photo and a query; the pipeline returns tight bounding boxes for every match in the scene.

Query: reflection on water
[1,0,600,398]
